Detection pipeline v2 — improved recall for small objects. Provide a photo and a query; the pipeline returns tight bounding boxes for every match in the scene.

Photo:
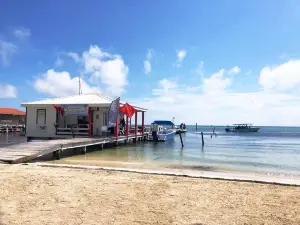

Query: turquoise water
[58,126,300,175]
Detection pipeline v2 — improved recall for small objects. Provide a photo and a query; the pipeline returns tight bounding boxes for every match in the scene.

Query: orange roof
[0,108,25,115]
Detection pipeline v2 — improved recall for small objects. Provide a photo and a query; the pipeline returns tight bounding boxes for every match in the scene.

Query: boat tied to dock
[151,120,176,141]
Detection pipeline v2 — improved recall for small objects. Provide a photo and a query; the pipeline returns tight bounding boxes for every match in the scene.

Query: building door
[93,110,102,136]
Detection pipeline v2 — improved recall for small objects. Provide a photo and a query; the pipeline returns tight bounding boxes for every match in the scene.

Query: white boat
[151,120,176,141]
[225,124,260,132]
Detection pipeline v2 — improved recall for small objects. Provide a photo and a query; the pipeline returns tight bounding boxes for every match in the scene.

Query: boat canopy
[151,120,174,126]
[233,124,252,126]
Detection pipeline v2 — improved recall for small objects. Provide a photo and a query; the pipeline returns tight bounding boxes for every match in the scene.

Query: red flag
[52,104,64,116]
[119,103,136,118]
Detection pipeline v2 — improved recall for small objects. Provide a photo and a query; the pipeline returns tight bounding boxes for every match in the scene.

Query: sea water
[1,126,300,175]
[54,126,300,175]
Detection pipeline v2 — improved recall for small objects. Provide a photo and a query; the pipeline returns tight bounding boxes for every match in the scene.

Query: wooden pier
[0,134,149,164]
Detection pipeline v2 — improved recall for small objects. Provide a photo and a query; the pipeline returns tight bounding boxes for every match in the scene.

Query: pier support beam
[125,115,129,136]
[135,112,138,139]
[53,150,61,160]
[88,107,93,136]
[81,146,87,154]
[142,111,144,136]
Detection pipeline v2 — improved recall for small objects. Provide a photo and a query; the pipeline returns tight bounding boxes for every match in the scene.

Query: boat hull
[225,127,260,132]
[152,130,176,141]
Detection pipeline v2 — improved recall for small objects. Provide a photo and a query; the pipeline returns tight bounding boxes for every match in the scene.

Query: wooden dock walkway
[0,134,148,164]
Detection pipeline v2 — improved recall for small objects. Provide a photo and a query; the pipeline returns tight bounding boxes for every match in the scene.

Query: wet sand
[1,164,300,225]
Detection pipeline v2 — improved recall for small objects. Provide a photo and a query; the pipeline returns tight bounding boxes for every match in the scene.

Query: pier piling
[179,132,184,148]
[81,146,87,154]
[201,132,204,146]
[196,123,198,131]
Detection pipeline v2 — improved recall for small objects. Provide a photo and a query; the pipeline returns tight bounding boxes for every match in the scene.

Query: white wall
[92,107,109,136]
[26,105,110,138]
[26,106,57,138]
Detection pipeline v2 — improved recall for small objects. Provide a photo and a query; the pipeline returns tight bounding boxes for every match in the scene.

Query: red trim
[135,112,137,137]
[142,112,144,136]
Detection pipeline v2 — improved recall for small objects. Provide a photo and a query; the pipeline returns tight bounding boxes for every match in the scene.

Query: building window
[103,112,109,126]
[36,109,46,125]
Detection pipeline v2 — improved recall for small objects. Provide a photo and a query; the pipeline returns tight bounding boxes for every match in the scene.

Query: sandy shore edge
[33,162,300,186]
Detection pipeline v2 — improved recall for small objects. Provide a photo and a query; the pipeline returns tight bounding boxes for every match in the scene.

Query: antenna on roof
[79,75,82,95]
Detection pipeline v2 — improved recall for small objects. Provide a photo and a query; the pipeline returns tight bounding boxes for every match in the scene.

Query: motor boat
[225,124,260,132]
[151,120,176,141]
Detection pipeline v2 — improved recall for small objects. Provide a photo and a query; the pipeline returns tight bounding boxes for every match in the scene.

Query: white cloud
[228,66,241,75]
[202,69,231,94]
[126,60,300,126]
[196,61,204,76]
[0,84,17,98]
[13,27,31,39]
[54,57,64,67]
[259,60,300,91]
[68,45,128,96]
[143,49,152,74]
[67,52,81,63]
[130,82,300,126]
[175,49,187,67]
[0,40,17,66]
[34,69,100,97]
[144,61,151,74]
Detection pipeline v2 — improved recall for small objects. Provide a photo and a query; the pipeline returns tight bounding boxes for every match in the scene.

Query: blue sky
[1,0,300,125]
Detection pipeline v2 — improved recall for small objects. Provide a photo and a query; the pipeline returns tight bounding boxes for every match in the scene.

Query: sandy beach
[0,164,300,225]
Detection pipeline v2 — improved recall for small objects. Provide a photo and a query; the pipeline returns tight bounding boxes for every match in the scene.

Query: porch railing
[56,124,89,136]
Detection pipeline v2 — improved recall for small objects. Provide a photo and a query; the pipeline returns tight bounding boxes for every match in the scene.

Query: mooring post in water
[179,132,184,148]
[196,123,198,131]
[201,132,204,145]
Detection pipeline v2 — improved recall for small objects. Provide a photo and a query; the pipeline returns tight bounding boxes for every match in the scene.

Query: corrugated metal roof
[0,108,26,115]
[21,93,147,112]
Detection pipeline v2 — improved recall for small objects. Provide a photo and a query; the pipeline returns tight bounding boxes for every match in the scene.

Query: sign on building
[62,104,89,116]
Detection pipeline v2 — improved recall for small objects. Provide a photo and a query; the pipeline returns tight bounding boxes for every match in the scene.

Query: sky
[1,0,300,125]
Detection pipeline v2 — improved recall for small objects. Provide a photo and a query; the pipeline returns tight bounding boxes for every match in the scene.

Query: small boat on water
[225,124,260,133]
[151,120,176,141]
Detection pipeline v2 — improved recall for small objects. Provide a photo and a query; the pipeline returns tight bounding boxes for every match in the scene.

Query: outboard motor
[152,124,159,141]
[152,130,159,142]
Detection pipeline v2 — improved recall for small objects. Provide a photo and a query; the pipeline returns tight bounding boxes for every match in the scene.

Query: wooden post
[129,117,131,134]
[125,115,129,136]
[88,107,93,136]
[142,111,145,137]
[179,132,184,148]
[134,111,138,138]
[196,123,198,131]
[114,111,119,139]
[81,146,86,154]
[201,132,204,145]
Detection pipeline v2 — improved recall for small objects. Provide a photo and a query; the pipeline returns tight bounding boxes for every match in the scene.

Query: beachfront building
[0,108,25,125]
[21,94,147,140]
